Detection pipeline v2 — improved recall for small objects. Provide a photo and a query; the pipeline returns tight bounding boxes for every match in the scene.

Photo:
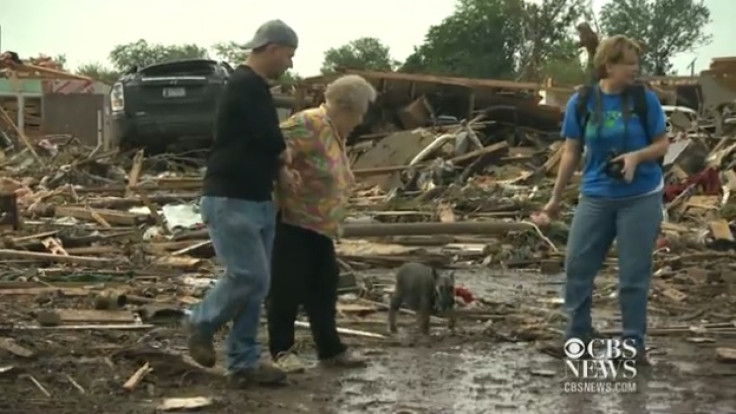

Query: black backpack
[573,83,663,167]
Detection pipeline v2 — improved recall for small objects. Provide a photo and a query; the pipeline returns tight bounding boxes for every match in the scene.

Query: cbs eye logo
[564,338,586,359]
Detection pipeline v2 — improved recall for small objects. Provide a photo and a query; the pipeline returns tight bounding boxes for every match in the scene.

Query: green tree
[211,41,301,86]
[541,53,587,86]
[108,39,208,72]
[278,71,302,87]
[516,0,586,81]
[212,41,247,64]
[53,54,67,70]
[321,37,396,74]
[401,0,519,79]
[403,0,584,81]
[599,0,711,75]
[76,62,120,84]
[27,53,67,70]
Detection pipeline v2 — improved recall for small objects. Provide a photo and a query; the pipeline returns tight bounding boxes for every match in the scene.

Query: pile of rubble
[0,62,735,409]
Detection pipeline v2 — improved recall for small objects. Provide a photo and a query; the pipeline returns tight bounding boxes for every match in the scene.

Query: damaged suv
[110,59,233,153]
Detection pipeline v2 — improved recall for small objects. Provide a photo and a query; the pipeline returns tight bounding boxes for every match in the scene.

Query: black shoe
[614,348,651,367]
[320,350,368,369]
[227,362,287,388]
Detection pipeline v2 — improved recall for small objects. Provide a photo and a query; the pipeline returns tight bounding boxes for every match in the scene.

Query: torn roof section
[298,68,564,132]
[0,51,95,82]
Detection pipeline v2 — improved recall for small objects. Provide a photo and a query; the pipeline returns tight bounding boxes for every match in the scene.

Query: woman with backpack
[533,35,669,365]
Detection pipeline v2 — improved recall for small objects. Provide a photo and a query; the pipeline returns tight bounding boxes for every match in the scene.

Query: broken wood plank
[342,221,530,237]
[53,309,137,324]
[0,249,114,265]
[125,149,145,198]
[710,219,734,241]
[660,287,687,302]
[64,246,118,256]
[152,255,203,270]
[0,337,34,357]
[123,362,152,392]
[0,105,44,166]
[87,207,112,228]
[158,397,214,411]
[133,188,166,229]
[170,240,212,256]
[0,287,91,296]
[295,321,385,339]
[11,231,58,243]
[54,206,146,226]
[13,324,154,330]
[716,347,736,362]
[450,141,509,164]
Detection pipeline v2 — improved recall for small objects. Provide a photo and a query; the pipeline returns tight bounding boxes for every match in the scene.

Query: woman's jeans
[564,191,663,351]
[188,196,276,373]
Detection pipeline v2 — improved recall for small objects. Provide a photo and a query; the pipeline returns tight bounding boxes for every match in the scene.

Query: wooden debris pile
[0,64,734,410]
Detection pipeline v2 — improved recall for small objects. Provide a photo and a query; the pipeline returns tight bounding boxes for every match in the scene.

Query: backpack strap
[628,82,665,167]
[574,85,593,139]
[629,83,650,142]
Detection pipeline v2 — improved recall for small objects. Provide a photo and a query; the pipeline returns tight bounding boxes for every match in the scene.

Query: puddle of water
[344,269,736,414]
[328,340,736,414]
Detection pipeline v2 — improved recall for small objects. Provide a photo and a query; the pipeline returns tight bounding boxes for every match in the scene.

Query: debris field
[0,54,736,413]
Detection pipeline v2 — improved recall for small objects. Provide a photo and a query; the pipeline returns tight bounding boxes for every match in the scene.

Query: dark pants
[266,217,346,360]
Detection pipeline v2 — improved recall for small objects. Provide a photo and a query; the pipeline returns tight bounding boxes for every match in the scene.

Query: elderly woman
[534,35,668,364]
[266,75,376,372]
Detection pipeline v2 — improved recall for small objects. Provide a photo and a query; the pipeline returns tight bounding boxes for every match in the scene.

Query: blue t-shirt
[561,88,666,199]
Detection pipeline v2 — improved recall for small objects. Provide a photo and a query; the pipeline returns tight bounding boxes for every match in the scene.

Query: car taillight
[110,82,125,112]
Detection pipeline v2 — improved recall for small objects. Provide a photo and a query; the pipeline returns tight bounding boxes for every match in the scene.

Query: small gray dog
[388,262,456,335]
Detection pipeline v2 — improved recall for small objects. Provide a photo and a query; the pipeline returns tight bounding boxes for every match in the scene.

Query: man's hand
[279,167,301,191]
[279,148,293,165]
[611,152,641,183]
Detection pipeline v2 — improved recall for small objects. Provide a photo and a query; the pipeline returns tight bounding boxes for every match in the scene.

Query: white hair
[324,75,377,115]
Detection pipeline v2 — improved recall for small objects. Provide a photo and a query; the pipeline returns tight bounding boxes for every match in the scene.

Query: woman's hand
[531,198,561,226]
[611,152,641,183]
[279,147,293,165]
[279,166,301,191]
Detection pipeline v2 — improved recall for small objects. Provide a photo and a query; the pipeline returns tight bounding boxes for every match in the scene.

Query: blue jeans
[188,196,276,373]
[564,191,662,350]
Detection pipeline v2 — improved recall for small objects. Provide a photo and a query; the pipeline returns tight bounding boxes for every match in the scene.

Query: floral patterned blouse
[274,105,354,239]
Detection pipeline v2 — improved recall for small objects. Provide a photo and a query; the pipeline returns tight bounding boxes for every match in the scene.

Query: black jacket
[203,65,286,201]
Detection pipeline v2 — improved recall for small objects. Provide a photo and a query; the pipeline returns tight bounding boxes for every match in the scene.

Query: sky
[1,0,733,78]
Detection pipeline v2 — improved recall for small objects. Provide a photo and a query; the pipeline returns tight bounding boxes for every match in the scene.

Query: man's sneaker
[635,352,652,367]
[183,320,216,368]
[273,352,308,374]
[537,330,606,359]
[537,339,568,359]
[615,349,651,367]
[320,350,367,369]
[227,362,287,388]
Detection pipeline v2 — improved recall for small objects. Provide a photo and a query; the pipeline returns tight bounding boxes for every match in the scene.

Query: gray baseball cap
[240,20,298,50]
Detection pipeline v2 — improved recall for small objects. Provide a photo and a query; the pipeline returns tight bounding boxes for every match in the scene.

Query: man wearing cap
[184,19,300,387]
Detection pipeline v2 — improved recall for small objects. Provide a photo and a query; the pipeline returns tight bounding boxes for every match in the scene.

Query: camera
[604,151,625,180]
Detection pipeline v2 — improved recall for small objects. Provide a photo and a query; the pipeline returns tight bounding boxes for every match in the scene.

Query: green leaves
[108,39,208,72]
[400,0,585,82]
[600,0,711,75]
[321,37,396,74]
[212,41,248,66]
[75,63,120,84]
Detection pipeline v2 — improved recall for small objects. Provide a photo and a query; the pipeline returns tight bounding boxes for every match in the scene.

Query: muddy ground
[2,269,735,414]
